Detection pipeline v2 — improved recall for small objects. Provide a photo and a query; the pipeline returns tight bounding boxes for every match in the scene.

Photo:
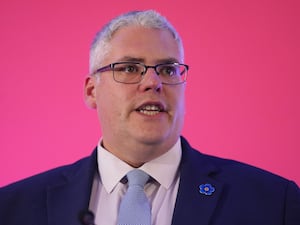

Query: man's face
[85,26,186,166]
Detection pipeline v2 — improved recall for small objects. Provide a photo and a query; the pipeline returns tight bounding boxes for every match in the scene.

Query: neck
[101,137,178,167]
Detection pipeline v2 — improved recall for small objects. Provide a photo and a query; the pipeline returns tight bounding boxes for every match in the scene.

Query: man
[0,10,299,225]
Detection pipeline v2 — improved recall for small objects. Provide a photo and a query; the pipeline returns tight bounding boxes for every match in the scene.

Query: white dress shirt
[89,138,182,225]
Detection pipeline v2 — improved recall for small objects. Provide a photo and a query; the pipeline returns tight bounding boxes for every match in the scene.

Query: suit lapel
[171,138,224,225]
[47,149,97,225]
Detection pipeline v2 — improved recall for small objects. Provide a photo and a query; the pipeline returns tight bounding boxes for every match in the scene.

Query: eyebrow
[115,56,180,64]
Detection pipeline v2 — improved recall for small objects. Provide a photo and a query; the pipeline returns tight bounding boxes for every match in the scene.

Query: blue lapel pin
[199,183,215,196]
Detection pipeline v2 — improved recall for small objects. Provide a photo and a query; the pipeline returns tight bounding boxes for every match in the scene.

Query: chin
[136,133,176,147]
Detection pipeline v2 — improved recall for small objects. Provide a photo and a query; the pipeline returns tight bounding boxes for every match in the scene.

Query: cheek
[95,84,132,120]
[94,83,115,118]
[171,91,186,126]
[172,88,185,111]
[176,95,186,130]
[176,99,185,122]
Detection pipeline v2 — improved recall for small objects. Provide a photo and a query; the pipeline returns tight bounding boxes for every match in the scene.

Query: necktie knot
[127,169,149,187]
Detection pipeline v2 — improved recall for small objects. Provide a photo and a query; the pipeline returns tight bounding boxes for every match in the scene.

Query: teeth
[144,105,160,111]
[139,110,160,116]
[138,105,162,116]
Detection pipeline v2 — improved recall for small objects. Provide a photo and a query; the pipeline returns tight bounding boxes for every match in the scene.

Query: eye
[124,64,139,73]
[114,63,141,74]
[159,65,178,76]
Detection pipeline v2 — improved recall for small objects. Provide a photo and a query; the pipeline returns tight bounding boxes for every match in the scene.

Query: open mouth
[136,103,165,116]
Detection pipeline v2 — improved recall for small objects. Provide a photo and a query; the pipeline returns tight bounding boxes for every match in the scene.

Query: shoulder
[180,136,299,190]
[0,149,97,224]
[0,151,94,193]
[179,137,300,222]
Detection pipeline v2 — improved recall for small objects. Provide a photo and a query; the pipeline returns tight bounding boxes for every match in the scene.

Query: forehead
[103,26,183,63]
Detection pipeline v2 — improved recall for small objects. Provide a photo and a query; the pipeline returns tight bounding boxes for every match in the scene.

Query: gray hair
[89,10,184,73]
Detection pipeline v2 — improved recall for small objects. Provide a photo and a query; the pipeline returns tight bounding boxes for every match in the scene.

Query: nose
[139,67,162,92]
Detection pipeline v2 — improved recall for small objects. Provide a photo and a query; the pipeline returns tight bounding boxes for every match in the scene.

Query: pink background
[1,0,299,187]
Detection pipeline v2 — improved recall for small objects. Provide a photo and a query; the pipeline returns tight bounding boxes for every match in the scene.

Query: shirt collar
[97,138,182,193]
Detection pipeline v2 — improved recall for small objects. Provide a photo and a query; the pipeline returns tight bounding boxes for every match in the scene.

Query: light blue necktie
[117,169,151,225]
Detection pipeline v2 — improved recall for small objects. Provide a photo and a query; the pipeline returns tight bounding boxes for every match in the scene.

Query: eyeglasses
[91,62,189,85]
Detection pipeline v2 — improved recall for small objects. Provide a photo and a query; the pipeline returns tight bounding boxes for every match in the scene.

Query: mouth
[136,102,166,116]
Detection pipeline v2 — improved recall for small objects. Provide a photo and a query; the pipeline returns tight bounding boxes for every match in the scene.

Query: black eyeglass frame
[91,61,189,85]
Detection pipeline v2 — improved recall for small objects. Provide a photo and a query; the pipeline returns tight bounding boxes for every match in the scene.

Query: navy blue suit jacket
[1,137,300,225]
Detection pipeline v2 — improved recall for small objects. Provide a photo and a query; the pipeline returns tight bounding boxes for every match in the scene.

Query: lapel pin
[199,183,215,196]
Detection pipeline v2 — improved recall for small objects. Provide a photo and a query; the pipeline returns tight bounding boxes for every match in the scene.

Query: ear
[84,76,97,109]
